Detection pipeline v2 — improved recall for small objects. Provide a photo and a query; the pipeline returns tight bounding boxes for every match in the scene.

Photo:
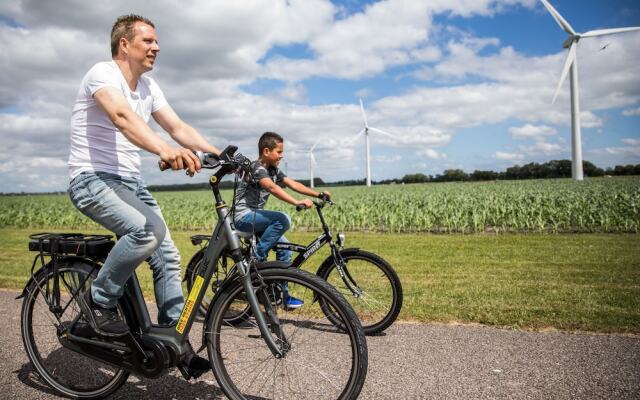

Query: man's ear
[119,37,129,55]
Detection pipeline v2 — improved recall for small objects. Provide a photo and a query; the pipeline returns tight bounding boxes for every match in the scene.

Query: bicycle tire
[185,249,252,324]
[20,260,129,399]
[316,248,403,335]
[206,267,368,400]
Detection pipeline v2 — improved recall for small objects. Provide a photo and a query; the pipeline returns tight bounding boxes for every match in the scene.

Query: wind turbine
[298,141,319,188]
[541,0,640,181]
[351,98,395,187]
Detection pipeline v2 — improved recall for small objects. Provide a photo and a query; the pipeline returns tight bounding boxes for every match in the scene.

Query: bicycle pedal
[177,359,210,380]
[177,363,193,381]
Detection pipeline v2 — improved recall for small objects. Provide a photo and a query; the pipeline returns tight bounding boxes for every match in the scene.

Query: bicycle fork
[236,260,289,358]
[331,248,364,298]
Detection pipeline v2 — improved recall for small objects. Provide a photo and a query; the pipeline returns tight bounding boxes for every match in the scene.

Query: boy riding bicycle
[233,132,330,309]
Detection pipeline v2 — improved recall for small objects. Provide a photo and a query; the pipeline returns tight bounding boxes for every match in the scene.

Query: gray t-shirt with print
[233,160,286,222]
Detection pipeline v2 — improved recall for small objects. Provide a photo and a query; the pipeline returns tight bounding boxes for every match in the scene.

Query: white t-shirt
[68,61,168,179]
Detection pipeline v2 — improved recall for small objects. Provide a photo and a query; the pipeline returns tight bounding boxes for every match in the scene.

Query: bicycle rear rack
[27,233,114,316]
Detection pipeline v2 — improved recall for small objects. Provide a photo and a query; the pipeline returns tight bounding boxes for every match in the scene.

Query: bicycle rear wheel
[317,248,403,335]
[20,261,129,399]
[206,267,368,400]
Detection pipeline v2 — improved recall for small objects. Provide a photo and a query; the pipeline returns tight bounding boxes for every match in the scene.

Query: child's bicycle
[186,194,403,335]
[17,146,368,400]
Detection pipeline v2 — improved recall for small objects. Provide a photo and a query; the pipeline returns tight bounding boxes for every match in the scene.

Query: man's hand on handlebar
[158,147,202,177]
[157,145,255,185]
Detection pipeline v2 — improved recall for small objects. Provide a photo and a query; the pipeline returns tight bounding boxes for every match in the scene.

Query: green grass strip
[2,228,638,334]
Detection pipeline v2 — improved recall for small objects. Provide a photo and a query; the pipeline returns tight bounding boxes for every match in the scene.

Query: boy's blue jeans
[235,210,292,263]
[68,171,184,325]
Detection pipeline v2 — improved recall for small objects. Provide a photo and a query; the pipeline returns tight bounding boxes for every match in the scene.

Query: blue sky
[0,0,639,192]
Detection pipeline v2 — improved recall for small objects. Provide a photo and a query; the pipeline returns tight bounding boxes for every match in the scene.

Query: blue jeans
[235,210,292,262]
[68,171,183,325]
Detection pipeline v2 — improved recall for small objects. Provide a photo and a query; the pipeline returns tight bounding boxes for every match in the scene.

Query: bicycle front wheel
[317,248,403,335]
[206,267,368,400]
[20,261,129,399]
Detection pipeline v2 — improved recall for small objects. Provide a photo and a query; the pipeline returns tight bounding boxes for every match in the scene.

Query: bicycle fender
[15,256,102,299]
[199,261,290,351]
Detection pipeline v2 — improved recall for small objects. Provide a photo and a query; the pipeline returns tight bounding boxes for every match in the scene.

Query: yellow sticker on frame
[176,275,203,334]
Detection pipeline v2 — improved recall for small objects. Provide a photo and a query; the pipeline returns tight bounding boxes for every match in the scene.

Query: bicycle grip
[158,160,170,171]
[296,203,307,212]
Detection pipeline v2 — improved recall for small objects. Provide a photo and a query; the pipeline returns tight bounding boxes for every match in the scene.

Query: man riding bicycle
[68,14,216,374]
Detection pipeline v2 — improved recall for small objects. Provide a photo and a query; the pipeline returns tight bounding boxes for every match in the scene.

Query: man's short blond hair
[110,14,155,57]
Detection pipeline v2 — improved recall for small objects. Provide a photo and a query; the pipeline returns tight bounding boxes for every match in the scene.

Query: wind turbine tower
[299,142,319,188]
[352,98,395,186]
[541,0,640,181]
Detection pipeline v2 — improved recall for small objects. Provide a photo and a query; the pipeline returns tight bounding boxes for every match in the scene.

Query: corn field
[1,177,638,233]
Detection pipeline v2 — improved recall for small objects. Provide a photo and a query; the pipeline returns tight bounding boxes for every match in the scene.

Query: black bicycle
[186,195,403,335]
[18,146,368,400]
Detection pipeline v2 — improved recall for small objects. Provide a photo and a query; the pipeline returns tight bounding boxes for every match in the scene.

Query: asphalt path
[2,289,638,399]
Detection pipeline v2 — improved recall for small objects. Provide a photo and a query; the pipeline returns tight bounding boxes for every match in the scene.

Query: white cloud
[493,151,524,161]
[612,147,640,156]
[261,0,537,82]
[277,83,307,102]
[356,88,373,98]
[591,146,640,157]
[519,141,564,156]
[622,107,640,116]
[372,155,402,163]
[417,148,446,160]
[508,124,557,140]
[588,137,640,164]
[622,138,640,146]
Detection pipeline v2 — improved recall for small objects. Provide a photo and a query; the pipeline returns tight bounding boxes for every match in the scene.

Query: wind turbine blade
[540,0,576,35]
[310,152,317,166]
[345,128,365,146]
[581,27,640,38]
[369,126,395,139]
[552,40,577,105]
[310,139,320,152]
[359,98,369,128]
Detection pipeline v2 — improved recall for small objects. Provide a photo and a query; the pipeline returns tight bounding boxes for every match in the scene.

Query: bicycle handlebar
[158,145,252,177]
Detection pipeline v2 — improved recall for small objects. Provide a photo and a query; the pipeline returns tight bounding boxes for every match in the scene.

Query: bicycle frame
[119,173,286,358]
[269,202,362,296]
[22,165,288,378]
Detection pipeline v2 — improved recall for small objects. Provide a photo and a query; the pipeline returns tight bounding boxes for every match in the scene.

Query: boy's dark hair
[111,14,155,57]
[258,132,284,154]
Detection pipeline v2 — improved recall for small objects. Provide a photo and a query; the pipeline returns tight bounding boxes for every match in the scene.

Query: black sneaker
[70,317,97,338]
[80,289,129,337]
[179,341,211,379]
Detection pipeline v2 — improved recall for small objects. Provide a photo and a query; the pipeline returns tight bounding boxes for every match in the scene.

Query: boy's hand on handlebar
[296,199,314,211]
[318,191,332,201]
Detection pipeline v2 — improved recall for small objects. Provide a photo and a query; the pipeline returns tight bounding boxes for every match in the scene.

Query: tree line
[393,160,640,184]
[145,160,639,190]
[324,160,639,186]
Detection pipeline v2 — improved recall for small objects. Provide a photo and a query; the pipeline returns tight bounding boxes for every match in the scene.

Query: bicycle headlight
[337,233,346,247]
